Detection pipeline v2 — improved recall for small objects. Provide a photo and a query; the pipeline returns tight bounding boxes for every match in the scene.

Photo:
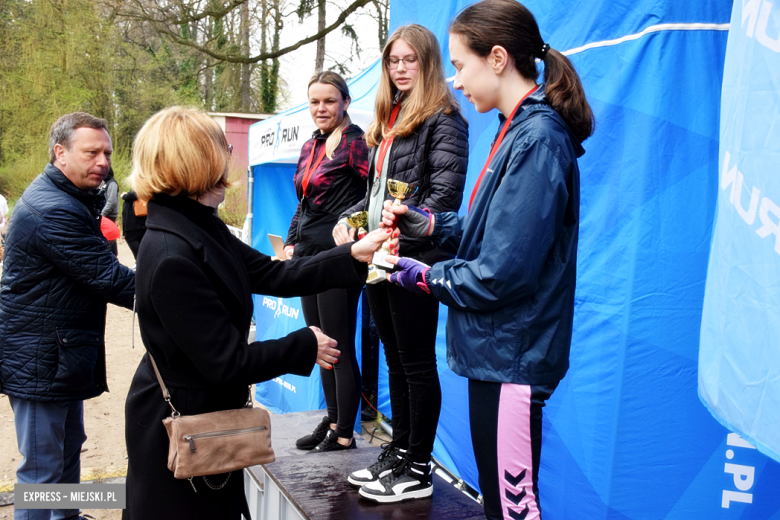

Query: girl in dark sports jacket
[285,71,369,453]
[335,24,468,503]
[382,2,594,519]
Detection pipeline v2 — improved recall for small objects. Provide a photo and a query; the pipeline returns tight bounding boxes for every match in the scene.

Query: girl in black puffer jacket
[336,24,468,503]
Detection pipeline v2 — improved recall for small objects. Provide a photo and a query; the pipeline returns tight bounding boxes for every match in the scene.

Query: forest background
[0,0,388,226]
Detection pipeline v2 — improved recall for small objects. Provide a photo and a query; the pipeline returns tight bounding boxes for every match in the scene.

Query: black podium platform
[244,409,484,520]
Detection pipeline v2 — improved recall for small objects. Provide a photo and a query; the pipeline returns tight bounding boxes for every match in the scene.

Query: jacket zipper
[184,426,267,452]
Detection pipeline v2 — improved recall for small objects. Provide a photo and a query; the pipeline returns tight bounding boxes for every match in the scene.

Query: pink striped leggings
[468,379,559,520]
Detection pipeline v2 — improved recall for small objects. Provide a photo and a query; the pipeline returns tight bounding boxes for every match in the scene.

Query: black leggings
[301,286,362,439]
[469,379,558,520]
[366,282,441,463]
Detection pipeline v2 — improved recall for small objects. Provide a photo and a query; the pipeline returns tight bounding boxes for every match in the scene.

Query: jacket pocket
[52,328,101,393]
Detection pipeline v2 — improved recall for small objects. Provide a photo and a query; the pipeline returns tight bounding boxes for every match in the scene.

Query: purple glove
[389,257,431,294]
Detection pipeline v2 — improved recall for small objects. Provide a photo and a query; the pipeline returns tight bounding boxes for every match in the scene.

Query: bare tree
[315,0,325,72]
[371,0,388,48]
[240,0,251,110]
[254,0,283,112]
[113,0,372,64]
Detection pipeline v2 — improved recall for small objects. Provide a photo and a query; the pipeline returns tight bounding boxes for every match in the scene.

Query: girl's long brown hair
[450,0,594,143]
[366,24,460,148]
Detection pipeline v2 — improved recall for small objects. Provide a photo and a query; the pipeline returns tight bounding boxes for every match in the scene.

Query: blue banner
[250,163,328,414]
[250,162,364,433]
[699,0,780,464]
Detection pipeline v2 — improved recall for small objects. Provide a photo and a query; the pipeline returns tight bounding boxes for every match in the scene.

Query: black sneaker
[311,429,357,452]
[358,458,433,503]
[361,404,380,422]
[361,393,379,422]
[348,443,405,487]
[295,416,331,450]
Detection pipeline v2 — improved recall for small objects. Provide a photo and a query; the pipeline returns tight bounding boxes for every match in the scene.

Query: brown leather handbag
[147,353,275,491]
[133,199,147,217]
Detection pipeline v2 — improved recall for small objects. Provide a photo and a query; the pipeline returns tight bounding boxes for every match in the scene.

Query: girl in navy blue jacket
[383,1,594,518]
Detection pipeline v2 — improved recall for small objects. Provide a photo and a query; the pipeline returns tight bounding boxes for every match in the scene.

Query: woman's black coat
[123,195,367,520]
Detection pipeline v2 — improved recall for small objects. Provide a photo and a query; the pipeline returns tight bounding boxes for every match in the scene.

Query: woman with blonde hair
[336,24,469,503]
[285,71,369,452]
[122,106,386,520]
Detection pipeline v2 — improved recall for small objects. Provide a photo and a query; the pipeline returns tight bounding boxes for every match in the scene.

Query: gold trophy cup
[387,179,418,206]
[347,211,385,284]
[346,211,368,240]
[371,180,418,274]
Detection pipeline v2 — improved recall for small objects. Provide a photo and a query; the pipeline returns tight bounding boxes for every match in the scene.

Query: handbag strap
[133,297,180,417]
[148,351,181,418]
[132,296,254,416]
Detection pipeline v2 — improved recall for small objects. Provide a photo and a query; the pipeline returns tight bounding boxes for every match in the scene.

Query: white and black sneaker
[358,458,433,503]
[347,443,405,487]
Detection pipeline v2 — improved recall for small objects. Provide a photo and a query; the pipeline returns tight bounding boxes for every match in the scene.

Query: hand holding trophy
[347,211,388,278]
[347,211,387,281]
[369,180,418,284]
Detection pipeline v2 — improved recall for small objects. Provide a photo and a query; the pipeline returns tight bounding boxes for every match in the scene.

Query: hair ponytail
[540,49,593,143]
[450,0,594,142]
[325,112,351,160]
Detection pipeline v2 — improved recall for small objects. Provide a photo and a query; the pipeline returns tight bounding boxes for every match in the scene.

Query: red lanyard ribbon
[301,141,328,197]
[468,85,540,212]
[375,103,402,179]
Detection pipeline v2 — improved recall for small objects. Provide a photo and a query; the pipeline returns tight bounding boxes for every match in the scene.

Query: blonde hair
[366,24,460,148]
[308,71,353,159]
[130,107,232,201]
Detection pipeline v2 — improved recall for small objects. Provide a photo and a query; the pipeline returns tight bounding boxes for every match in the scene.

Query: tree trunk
[259,0,269,112]
[269,0,281,112]
[240,0,251,111]
[373,0,388,48]
[314,0,325,73]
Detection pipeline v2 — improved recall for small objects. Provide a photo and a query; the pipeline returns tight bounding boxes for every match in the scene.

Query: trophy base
[372,250,394,269]
[366,264,386,285]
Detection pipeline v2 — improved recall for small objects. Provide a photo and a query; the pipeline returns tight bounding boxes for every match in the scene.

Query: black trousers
[301,286,362,439]
[366,282,441,462]
[468,379,559,520]
[360,288,380,395]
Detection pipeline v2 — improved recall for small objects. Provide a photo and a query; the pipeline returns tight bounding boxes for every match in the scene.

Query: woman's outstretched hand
[350,228,392,263]
[310,326,340,370]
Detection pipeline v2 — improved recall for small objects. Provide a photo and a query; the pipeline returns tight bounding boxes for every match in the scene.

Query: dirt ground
[0,239,390,519]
